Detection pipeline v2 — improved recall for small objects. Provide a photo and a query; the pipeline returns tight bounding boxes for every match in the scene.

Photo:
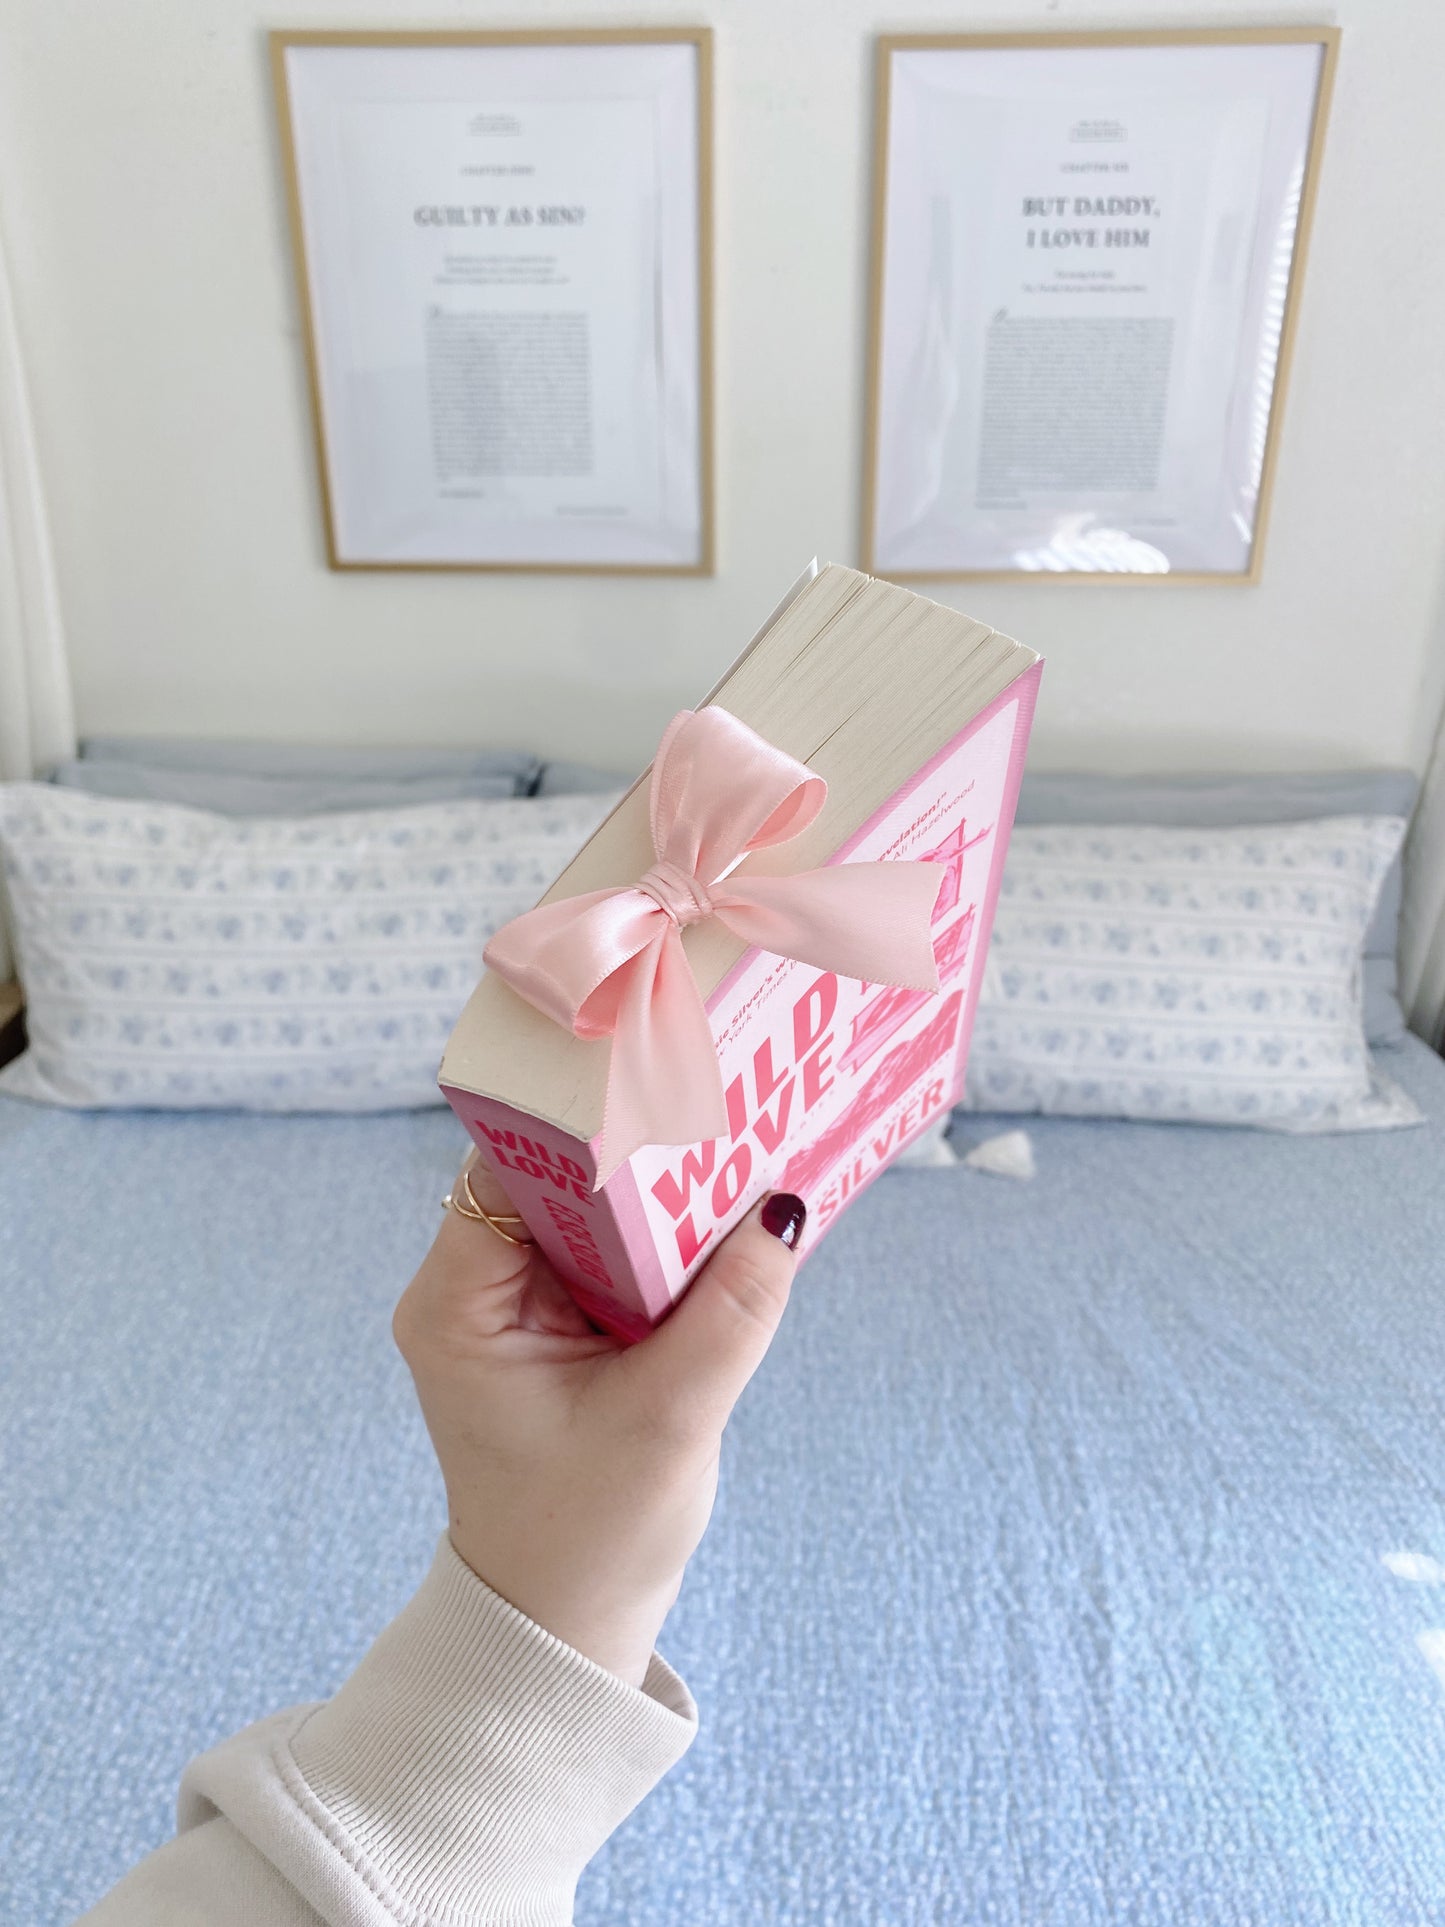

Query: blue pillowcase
[1011,770,1416,1046]
[964,815,1419,1133]
[0,785,620,1113]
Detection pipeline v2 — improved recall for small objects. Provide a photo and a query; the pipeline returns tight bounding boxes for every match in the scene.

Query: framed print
[863,28,1338,583]
[272,29,713,572]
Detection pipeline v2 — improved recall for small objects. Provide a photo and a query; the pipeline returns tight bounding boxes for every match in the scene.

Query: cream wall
[2,0,1443,776]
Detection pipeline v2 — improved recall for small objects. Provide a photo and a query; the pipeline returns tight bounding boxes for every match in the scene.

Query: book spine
[440,1087,661,1344]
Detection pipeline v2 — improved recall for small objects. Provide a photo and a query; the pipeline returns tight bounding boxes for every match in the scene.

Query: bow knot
[484,706,944,1185]
[637,859,714,927]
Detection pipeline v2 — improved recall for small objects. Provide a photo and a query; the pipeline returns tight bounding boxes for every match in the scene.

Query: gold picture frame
[271,28,714,574]
[862,27,1340,584]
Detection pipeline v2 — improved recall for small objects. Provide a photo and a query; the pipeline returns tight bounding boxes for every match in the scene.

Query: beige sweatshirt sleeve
[79,1534,698,1927]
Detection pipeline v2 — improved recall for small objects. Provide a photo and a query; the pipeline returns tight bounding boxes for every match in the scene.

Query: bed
[4,1033,1445,1925]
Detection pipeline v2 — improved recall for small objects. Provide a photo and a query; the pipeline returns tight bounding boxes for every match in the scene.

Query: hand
[392,1152,805,1689]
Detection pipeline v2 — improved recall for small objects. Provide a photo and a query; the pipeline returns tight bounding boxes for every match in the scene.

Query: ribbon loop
[483,706,943,1185]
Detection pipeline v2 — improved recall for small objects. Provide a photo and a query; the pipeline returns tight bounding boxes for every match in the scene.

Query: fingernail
[760,1192,806,1249]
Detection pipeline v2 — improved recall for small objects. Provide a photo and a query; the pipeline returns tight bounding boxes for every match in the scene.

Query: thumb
[622,1192,805,1428]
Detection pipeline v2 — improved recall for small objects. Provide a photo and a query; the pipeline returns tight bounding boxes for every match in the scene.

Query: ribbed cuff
[287,1534,696,1925]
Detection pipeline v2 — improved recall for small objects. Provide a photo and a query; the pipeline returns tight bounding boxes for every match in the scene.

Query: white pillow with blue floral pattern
[0,784,621,1111]
[963,815,1421,1133]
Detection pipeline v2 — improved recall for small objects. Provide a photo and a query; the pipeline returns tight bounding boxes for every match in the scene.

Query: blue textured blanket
[4,1042,1445,1924]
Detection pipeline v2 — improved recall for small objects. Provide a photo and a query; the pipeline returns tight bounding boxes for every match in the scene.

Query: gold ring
[442,1168,535,1244]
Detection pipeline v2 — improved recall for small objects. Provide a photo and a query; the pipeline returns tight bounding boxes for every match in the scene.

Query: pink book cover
[443,659,1041,1344]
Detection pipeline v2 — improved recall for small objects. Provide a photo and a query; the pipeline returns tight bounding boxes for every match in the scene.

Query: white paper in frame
[272,30,714,573]
[862,28,1339,584]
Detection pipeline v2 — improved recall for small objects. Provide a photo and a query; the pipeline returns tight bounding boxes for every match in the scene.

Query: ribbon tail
[712,861,944,991]
[595,927,729,1188]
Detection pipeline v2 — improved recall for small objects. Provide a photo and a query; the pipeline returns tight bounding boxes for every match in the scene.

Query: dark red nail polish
[761,1192,806,1249]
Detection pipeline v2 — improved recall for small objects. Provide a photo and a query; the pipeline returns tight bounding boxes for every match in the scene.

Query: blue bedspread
[4,1042,1445,1925]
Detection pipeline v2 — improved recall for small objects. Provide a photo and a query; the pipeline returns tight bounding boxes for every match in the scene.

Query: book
[440,562,1041,1341]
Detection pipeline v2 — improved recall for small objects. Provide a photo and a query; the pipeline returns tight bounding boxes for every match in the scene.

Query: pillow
[1013,770,1418,1046]
[0,785,620,1112]
[962,815,1421,1133]
[51,760,521,815]
[78,736,540,788]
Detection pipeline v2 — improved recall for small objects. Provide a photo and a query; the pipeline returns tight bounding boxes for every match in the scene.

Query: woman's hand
[392,1152,805,1689]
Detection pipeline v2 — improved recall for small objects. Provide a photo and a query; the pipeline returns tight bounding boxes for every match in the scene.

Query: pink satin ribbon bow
[483,706,943,1185]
